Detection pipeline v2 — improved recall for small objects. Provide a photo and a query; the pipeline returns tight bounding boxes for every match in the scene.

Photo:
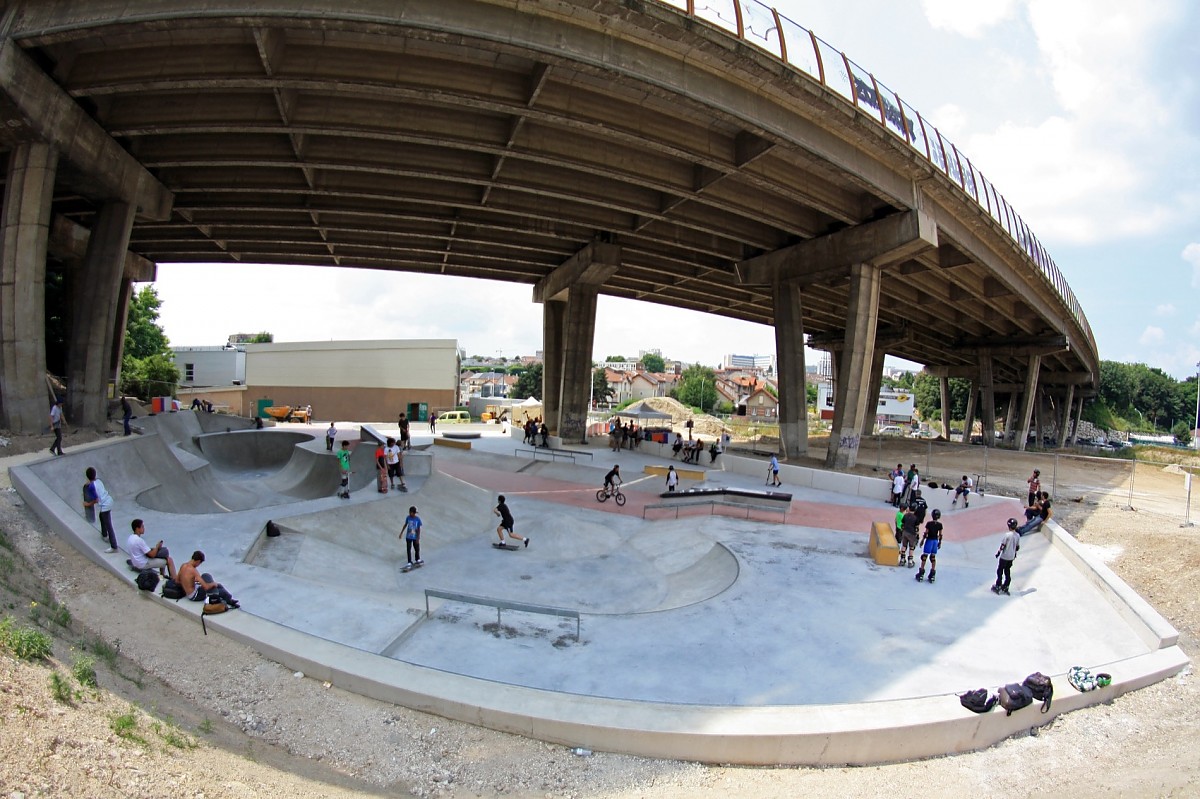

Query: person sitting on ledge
[178,551,239,608]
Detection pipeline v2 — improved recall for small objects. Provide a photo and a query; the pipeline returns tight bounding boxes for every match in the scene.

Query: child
[401,506,424,568]
[951,475,972,508]
[991,518,1020,595]
[336,440,352,499]
[916,508,943,583]
[898,505,919,568]
[892,470,906,507]
[665,465,679,493]
[494,495,528,547]
[326,422,336,451]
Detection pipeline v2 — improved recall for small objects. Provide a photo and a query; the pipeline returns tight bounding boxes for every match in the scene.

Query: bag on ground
[1067,666,1112,692]
[998,682,1033,715]
[161,578,185,600]
[266,519,281,537]
[202,593,227,615]
[135,569,160,592]
[959,688,996,713]
[1023,672,1054,713]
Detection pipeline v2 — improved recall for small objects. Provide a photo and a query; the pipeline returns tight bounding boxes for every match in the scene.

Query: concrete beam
[532,241,621,303]
[48,215,156,281]
[0,40,173,221]
[735,210,937,286]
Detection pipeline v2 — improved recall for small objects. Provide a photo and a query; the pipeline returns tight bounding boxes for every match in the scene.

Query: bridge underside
[0,1,1097,457]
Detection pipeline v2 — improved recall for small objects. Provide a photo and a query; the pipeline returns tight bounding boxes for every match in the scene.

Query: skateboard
[492,542,520,551]
[377,469,388,493]
[401,561,424,572]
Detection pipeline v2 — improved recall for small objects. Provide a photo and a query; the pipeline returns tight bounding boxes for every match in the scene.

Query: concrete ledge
[1041,520,1179,649]
[644,464,704,481]
[870,521,900,566]
[434,438,473,450]
[441,432,482,440]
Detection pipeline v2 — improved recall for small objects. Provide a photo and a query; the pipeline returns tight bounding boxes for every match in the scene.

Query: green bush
[49,671,76,705]
[72,654,98,688]
[0,616,53,660]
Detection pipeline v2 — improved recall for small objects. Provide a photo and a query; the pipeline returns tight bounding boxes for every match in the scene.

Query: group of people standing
[522,418,549,447]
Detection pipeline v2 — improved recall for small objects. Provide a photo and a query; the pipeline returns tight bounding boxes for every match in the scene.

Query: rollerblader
[898,504,919,568]
[951,475,973,508]
[493,495,528,548]
[915,508,943,583]
[336,440,352,499]
[991,518,1020,595]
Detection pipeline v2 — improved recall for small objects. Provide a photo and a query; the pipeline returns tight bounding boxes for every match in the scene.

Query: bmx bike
[596,484,626,506]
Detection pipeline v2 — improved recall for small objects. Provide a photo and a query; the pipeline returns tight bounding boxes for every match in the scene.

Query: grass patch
[0,616,53,660]
[72,654,98,688]
[111,710,147,746]
[198,717,214,734]
[29,593,71,629]
[0,527,12,550]
[0,552,14,579]
[153,720,197,750]
[49,671,77,705]
[86,636,121,670]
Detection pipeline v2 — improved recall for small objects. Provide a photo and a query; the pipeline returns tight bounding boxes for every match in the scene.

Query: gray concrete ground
[9,412,1186,765]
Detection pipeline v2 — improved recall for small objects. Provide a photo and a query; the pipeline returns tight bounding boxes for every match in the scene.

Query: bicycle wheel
[596,488,609,503]
[614,491,626,507]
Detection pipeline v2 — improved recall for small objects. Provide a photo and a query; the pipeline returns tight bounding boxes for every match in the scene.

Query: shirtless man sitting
[177,551,239,608]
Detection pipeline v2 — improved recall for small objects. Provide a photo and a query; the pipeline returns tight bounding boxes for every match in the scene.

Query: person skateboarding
[493,495,528,549]
[401,506,423,570]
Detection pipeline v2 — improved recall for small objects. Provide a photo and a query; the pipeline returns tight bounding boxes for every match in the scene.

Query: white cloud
[1138,326,1165,345]
[1155,303,1176,316]
[1184,243,1200,288]
[919,0,1018,37]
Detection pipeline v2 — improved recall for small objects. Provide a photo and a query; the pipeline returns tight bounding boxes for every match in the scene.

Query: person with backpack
[126,519,177,582]
[83,467,118,553]
[991,518,1020,595]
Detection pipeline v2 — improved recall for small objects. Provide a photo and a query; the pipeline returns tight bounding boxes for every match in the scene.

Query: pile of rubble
[636,396,728,437]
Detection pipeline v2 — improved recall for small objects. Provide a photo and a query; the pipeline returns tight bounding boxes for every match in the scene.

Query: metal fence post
[1126,458,1136,510]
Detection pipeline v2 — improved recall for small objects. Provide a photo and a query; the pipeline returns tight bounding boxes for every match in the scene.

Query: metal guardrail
[425,588,581,642]
[514,446,593,463]
[643,499,790,522]
[656,0,1094,356]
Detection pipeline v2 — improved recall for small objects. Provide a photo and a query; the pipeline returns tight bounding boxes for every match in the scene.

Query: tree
[121,286,179,399]
[672,363,718,412]
[605,355,626,362]
[513,362,543,400]
[592,367,614,405]
[913,372,971,425]
[639,353,665,373]
[806,383,818,409]
[1171,420,1192,447]
[123,286,172,360]
[247,331,273,343]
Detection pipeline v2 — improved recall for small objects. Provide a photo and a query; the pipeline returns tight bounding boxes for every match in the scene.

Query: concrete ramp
[195,430,315,473]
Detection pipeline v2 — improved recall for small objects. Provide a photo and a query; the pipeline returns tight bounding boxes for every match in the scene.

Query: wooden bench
[434,437,472,450]
[869,521,900,566]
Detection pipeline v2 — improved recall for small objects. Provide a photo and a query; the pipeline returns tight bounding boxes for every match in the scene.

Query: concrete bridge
[0,0,1098,467]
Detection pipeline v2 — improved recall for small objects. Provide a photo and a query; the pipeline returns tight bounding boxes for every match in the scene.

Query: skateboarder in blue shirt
[401,506,423,569]
[493,495,528,548]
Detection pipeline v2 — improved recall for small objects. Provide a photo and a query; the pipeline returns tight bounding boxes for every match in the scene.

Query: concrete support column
[772,279,808,459]
[825,263,880,469]
[0,142,58,432]
[1056,385,1076,448]
[1035,390,1047,448]
[66,200,136,428]
[109,278,134,391]
[861,347,885,437]
[978,356,996,447]
[1068,394,1084,446]
[1002,391,1018,443]
[962,383,977,444]
[939,376,951,440]
[559,286,599,443]
[540,299,566,433]
[1016,354,1041,452]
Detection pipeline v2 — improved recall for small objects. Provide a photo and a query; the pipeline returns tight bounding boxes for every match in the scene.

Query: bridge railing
[657,0,1095,357]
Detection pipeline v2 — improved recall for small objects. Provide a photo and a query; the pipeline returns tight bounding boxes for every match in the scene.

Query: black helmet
[1007,518,1019,529]
[931,509,941,519]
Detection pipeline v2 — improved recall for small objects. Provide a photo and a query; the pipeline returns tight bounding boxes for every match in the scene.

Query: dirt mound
[637,396,728,437]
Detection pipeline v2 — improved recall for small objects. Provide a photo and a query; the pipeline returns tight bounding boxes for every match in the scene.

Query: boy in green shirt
[336,440,352,499]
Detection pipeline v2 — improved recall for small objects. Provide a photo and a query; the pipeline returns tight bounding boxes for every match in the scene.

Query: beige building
[245,339,460,422]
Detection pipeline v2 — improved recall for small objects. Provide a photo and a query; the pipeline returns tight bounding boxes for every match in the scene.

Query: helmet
[931,509,941,519]
[1007,518,1019,529]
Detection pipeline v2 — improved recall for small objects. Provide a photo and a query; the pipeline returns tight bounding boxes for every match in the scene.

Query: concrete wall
[177,385,248,415]
[244,339,460,422]
[173,346,244,386]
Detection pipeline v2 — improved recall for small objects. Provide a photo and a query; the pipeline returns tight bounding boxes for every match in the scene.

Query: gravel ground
[0,429,1196,798]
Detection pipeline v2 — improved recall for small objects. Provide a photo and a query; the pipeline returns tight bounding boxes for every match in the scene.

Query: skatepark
[9,412,1187,765]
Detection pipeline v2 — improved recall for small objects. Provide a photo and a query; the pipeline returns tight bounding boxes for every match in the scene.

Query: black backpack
[161,578,185,600]
[135,569,160,592]
[959,688,996,714]
[1023,672,1054,713]
[998,682,1033,715]
[266,519,281,537]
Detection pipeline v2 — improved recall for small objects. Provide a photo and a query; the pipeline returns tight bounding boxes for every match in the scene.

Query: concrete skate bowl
[137,430,341,514]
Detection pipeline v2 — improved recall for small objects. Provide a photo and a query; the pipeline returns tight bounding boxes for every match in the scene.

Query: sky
[147,0,1200,379]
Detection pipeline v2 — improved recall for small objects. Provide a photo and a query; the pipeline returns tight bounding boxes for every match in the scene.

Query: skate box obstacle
[869,521,900,566]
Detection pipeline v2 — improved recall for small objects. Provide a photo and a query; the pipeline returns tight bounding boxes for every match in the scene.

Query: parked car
[910,429,936,439]
[879,425,904,435]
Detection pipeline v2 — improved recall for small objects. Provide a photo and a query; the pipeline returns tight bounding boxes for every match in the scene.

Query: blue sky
[150,0,1200,379]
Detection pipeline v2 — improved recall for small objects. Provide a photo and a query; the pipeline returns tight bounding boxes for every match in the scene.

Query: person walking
[429,412,437,433]
[121,396,133,436]
[493,495,528,548]
[991,518,1021,595]
[1026,469,1041,508]
[326,422,337,451]
[83,467,118,552]
[401,506,424,569]
[665,465,679,493]
[49,398,65,456]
